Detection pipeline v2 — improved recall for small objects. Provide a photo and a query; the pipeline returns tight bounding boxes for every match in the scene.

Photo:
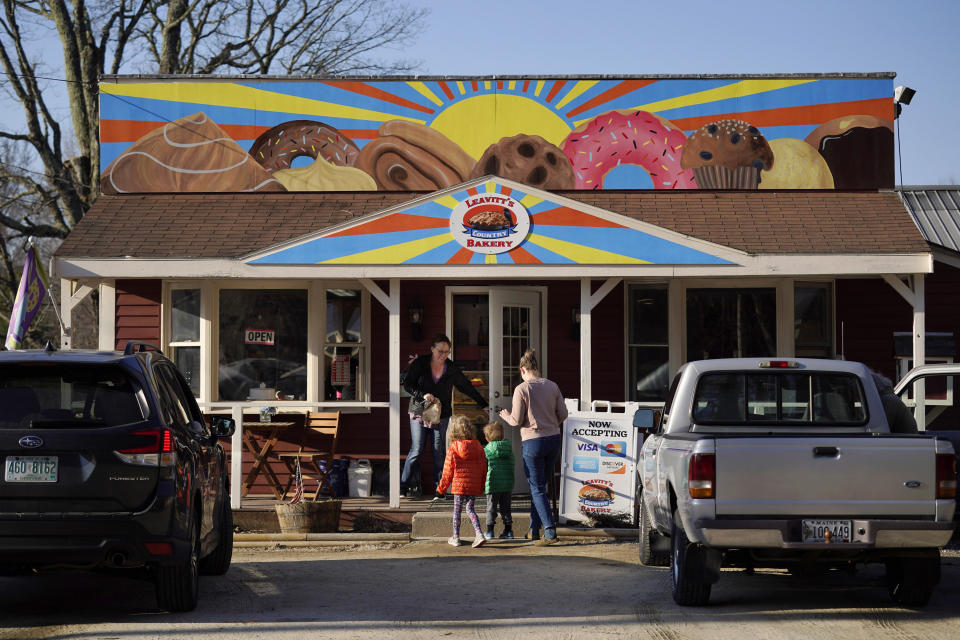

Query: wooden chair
[278,411,341,501]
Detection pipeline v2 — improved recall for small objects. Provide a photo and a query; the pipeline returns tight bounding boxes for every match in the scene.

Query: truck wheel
[639,495,670,567]
[155,520,200,612]
[199,495,234,576]
[670,510,712,606]
[887,551,939,607]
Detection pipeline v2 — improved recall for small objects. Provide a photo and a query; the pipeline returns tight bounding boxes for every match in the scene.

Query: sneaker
[447,536,461,547]
[484,531,494,540]
[498,529,514,539]
[526,529,541,541]
[535,536,558,546]
[472,534,486,548]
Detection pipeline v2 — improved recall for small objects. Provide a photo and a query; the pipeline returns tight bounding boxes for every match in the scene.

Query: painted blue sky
[404,0,958,186]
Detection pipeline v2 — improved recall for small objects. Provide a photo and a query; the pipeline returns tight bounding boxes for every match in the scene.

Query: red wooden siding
[114,279,161,350]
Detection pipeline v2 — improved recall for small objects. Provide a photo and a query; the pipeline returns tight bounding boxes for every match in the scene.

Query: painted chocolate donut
[562,110,696,189]
[249,120,359,172]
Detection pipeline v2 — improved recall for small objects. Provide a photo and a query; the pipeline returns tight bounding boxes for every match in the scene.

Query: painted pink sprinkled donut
[561,110,697,189]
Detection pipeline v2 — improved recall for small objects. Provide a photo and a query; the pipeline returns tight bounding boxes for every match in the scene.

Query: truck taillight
[115,429,175,466]
[689,453,715,499]
[936,453,957,499]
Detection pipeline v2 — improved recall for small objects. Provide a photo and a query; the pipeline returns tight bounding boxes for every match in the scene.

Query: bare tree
[0,0,426,347]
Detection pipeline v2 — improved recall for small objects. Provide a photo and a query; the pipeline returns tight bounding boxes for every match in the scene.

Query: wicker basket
[274,500,342,533]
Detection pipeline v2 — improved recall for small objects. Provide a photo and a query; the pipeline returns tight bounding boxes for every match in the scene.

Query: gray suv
[0,342,235,611]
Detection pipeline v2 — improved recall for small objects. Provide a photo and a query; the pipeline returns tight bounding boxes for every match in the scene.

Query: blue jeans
[400,417,449,491]
[522,434,562,536]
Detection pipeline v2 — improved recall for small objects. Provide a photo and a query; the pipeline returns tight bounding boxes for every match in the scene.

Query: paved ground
[1,540,959,639]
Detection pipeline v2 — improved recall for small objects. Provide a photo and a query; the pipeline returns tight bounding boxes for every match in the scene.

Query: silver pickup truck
[636,357,957,607]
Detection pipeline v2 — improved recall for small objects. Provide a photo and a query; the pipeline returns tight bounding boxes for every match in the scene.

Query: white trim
[54,253,934,280]
[580,279,591,410]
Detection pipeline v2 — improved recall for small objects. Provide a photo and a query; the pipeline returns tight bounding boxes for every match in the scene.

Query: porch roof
[57,189,927,260]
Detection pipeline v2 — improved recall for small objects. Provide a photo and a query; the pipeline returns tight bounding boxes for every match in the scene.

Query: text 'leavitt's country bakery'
[449,194,530,254]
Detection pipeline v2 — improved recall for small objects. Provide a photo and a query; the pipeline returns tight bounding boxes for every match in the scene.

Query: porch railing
[198,401,390,509]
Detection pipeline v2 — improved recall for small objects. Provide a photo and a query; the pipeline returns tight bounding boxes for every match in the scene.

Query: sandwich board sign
[559,408,639,524]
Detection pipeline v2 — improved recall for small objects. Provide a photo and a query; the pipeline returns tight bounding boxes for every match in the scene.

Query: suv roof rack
[123,341,163,356]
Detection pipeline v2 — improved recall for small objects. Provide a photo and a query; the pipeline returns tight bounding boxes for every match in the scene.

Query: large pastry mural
[99,76,895,193]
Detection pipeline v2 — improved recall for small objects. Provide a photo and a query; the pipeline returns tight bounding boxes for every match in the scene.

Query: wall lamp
[408,303,424,342]
[571,306,581,341]
[894,85,915,119]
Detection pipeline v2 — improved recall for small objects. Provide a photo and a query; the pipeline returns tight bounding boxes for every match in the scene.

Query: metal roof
[898,187,960,253]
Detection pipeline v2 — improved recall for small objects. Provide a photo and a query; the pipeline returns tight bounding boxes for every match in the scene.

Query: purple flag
[5,245,49,350]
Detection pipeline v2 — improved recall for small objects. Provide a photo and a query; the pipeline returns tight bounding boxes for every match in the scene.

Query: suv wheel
[200,495,234,576]
[155,519,200,612]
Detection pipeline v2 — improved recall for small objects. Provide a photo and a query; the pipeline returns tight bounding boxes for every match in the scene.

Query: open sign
[244,329,275,345]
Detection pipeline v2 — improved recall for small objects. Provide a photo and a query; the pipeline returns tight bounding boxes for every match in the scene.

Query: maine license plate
[4,456,58,483]
[802,519,851,543]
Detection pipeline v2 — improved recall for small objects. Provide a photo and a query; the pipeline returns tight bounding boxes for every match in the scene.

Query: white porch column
[579,277,622,410]
[882,274,926,428]
[360,278,401,508]
[98,280,116,351]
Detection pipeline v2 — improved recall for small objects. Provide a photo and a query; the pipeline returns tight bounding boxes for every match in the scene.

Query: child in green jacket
[483,421,515,539]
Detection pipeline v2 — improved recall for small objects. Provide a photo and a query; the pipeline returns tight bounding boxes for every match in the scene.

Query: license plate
[4,456,58,483]
[802,519,851,543]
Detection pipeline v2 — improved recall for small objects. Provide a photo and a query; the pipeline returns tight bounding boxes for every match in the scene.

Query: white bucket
[347,459,372,497]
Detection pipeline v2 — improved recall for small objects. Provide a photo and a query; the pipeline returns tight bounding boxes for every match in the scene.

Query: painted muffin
[681,119,774,189]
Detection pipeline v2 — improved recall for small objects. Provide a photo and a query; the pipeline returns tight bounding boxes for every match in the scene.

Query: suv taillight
[936,453,957,499]
[689,452,715,499]
[115,429,175,466]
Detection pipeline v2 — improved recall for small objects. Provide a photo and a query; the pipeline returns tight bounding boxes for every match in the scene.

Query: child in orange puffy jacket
[436,415,488,548]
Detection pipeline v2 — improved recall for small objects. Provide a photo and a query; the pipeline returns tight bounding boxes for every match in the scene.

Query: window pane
[629,286,668,344]
[780,374,810,421]
[686,288,776,360]
[326,289,362,344]
[629,346,669,402]
[219,290,308,401]
[171,289,200,342]
[325,346,362,401]
[693,373,745,422]
[173,346,200,397]
[795,284,832,358]
[746,374,777,421]
[628,285,668,401]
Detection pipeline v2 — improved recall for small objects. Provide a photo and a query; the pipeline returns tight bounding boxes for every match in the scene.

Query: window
[795,283,833,358]
[692,372,866,425]
[627,284,669,402]
[686,288,776,360]
[169,288,201,396]
[218,289,308,401]
[324,289,364,401]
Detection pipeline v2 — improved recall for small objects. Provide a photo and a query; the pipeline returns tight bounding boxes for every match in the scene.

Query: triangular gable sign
[247,177,740,266]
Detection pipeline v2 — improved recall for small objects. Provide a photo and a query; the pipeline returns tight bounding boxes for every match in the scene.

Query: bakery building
[55,73,937,508]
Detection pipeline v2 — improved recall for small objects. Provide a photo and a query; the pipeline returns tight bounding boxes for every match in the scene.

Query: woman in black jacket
[401,333,488,495]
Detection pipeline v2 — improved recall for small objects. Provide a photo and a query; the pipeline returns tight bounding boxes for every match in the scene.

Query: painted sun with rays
[100,75,895,193]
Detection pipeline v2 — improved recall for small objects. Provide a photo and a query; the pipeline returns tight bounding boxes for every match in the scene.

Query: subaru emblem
[18,435,43,449]
[904,480,923,488]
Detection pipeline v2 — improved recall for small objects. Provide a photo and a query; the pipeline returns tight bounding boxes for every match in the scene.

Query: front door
[449,287,543,489]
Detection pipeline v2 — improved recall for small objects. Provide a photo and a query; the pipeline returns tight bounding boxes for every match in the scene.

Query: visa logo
[577,443,599,451]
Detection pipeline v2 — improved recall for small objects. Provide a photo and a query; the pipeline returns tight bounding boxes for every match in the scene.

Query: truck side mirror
[210,416,236,439]
[633,408,655,430]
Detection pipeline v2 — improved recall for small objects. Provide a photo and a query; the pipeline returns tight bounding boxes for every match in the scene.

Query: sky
[1,0,956,186]
[403,0,959,186]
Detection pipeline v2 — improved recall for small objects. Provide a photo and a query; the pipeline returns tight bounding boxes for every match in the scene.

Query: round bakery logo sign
[449,194,530,254]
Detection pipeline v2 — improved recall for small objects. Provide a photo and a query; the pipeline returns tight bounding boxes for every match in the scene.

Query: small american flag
[286,458,303,504]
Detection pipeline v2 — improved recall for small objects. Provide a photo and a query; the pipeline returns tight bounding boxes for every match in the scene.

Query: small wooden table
[240,420,299,499]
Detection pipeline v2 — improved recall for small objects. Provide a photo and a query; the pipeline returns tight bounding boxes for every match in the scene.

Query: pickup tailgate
[714,436,937,517]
